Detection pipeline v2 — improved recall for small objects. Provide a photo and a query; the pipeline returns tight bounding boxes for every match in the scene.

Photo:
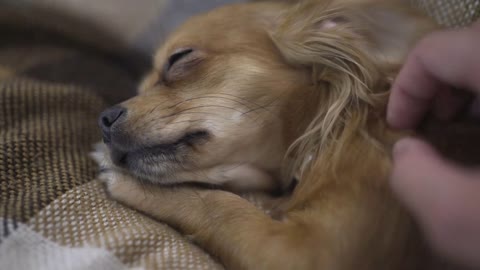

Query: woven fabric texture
[413,0,480,27]
[0,1,479,270]
[0,44,222,269]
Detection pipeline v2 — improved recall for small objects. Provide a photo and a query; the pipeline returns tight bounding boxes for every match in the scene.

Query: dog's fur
[92,0,479,269]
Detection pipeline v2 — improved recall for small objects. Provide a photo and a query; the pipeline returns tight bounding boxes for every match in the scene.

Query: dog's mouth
[106,130,210,170]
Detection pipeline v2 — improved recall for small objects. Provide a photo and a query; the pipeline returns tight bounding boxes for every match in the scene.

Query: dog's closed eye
[162,48,204,85]
[166,48,194,72]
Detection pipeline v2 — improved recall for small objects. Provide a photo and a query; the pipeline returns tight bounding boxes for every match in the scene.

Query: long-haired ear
[272,0,436,74]
[271,0,436,180]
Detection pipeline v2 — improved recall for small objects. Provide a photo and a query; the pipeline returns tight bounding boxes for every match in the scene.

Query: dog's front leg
[103,171,422,270]
[102,172,323,270]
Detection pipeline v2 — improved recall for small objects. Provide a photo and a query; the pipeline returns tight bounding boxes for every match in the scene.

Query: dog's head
[98,0,434,191]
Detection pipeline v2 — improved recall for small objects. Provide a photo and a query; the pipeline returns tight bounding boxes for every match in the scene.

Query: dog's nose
[99,106,126,142]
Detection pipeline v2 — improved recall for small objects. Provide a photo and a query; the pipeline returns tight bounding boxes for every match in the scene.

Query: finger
[391,138,449,221]
[388,28,480,129]
[387,51,445,129]
[472,19,480,31]
[391,138,480,267]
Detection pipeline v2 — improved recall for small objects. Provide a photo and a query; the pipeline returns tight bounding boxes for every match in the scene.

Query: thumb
[391,138,461,220]
[391,137,480,267]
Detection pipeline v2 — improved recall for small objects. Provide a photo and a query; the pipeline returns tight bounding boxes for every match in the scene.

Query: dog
[91,0,478,269]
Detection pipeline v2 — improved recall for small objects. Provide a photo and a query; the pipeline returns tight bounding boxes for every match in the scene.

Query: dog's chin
[106,143,184,182]
[104,130,210,183]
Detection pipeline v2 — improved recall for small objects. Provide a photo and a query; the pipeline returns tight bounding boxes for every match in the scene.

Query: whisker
[157,105,246,121]
[215,93,273,112]
[202,94,256,109]
[169,95,255,110]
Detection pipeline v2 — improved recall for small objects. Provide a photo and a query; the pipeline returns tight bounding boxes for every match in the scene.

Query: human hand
[387,21,480,129]
[387,20,480,268]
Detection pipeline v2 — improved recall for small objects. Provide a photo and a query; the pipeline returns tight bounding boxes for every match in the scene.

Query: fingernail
[386,105,398,128]
[393,138,413,160]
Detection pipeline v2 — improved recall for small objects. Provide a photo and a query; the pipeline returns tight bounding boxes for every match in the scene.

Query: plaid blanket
[0,1,479,269]
[0,27,222,270]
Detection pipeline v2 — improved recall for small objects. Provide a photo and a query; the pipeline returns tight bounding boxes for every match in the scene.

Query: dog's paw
[97,169,116,185]
[98,169,121,197]
[89,142,116,173]
[91,142,133,202]
[98,170,145,205]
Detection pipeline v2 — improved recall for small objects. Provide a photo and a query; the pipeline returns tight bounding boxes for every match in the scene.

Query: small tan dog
[91,0,476,269]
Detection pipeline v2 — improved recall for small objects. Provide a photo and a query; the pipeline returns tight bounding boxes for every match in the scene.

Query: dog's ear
[272,0,436,179]
[271,0,436,74]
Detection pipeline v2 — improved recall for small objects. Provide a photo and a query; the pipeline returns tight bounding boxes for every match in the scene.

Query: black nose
[99,106,126,142]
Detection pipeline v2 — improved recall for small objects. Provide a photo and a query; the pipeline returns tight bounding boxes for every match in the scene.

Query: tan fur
[92,1,478,269]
